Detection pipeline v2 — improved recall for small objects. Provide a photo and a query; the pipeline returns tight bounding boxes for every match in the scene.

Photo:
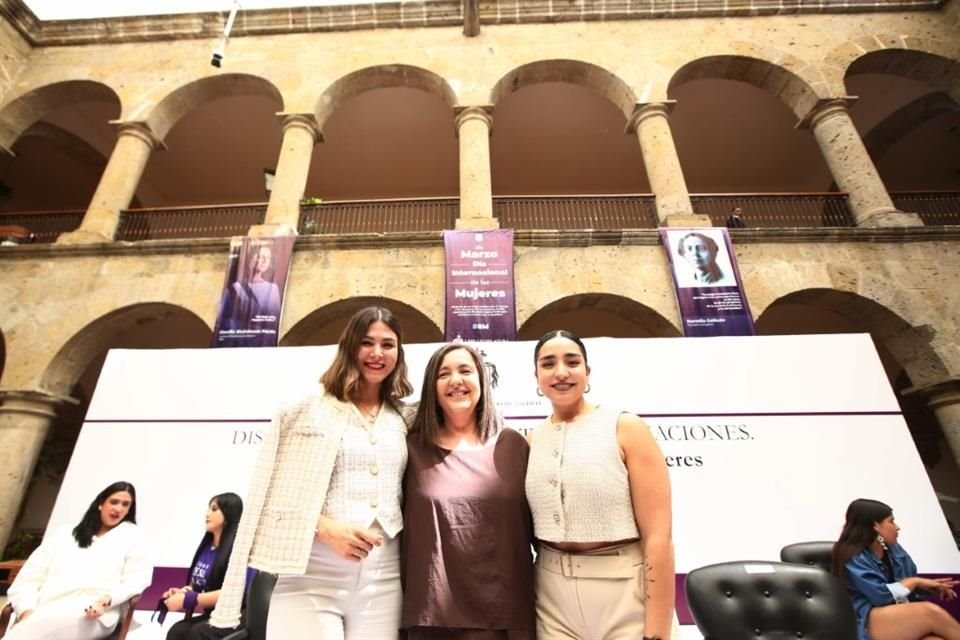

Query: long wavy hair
[409,344,501,450]
[320,306,413,403]
[72,481,138,548]
[831,498,893,586]
[188,492,243,598]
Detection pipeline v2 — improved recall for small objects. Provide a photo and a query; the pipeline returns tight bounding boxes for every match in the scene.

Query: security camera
[210,2,239,68]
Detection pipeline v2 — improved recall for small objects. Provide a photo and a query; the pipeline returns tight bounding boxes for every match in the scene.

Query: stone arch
[518,293,681,340]
[669,54,823,122]
[0,80,121,152]
[315,65,457,129]
[860,91,959,161]
[490,59,637,120]
[281,296,442,347]
[40,303,212,397]
[755,288,949,387]
[756,287,952,470]
[823,37,960,100]
[142,73,284,142]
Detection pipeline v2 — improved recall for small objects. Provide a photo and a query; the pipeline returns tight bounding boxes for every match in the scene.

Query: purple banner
[443,229,517,341]
[211,235,295,348]
[661,227,755,337]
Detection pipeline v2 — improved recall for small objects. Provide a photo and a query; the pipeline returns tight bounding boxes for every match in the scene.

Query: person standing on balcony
[209,306,415,640]
[725,206,746,228]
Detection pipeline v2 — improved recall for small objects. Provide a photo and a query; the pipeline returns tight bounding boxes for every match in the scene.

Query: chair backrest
[780,541,835,573]
[245,570,278,640]
[685,561,858,640]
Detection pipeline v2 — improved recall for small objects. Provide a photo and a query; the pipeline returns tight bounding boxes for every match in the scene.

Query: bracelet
[183,589,199,612]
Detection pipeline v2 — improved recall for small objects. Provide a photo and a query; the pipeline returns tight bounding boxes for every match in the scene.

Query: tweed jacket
[210,384,414,629]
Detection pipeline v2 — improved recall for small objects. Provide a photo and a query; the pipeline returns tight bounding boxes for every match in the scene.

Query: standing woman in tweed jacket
[209,306,414,639]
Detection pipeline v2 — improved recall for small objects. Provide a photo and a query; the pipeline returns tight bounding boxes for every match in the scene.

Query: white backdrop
[47,334,960,639]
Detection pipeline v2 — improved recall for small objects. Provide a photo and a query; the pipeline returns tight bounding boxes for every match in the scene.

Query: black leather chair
[222,570,277,640]
[780,541,835,573]
[685,560,858,640]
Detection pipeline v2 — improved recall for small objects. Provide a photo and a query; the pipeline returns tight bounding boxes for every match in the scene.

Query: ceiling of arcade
[0,50,958,212]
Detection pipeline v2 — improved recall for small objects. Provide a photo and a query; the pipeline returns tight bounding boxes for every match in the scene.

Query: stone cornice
[0,0,948,47]
[1,225,960,258]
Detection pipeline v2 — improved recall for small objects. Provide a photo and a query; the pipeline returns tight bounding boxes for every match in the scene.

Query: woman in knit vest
[525,330,679,640]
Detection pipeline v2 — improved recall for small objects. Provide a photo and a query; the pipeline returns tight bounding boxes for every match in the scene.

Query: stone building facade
[0,0,959,549]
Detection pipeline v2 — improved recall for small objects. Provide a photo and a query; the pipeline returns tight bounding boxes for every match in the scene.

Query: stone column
[255,113,322,236]
[58,122,162,244]
[626,102,708,227]
[0,389,76,550]
[454,106,498,230]
[903,376,960,470]
[803,99,922,228]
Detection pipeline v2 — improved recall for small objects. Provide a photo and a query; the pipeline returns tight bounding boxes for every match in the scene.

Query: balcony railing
[693,193,854,228]
[299,198,458,234]
[116,203,267,241]
[891,191,960,226]
[2,191,956,245]
[495,195,658,229]
[0,210,84,243]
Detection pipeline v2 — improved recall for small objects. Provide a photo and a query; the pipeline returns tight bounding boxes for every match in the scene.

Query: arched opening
[281,296,442,346]
[307,65,458,201]
[668,56,833,199]
[518,293,680,340]
[138,74,285,207]
[12,304,211,538]
[489,60,647,196]
[0,80,120,214]
[845,50,960,192]
[756,289,959,527]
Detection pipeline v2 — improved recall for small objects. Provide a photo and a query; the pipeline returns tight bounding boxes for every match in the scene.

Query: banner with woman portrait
[211,236,295,348]
[660,227,755,337]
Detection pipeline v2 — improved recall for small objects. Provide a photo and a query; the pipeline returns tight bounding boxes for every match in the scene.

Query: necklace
[353,400,381,423]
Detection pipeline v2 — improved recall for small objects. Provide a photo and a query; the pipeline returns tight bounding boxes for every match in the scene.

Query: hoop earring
[536,388,544,397]
[585,384,591,394]
[876,534,888,552]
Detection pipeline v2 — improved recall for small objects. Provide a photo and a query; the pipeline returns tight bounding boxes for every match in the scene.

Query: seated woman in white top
[6,481,152,640]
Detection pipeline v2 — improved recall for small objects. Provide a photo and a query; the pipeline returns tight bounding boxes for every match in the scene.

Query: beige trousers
[534,541,680,640]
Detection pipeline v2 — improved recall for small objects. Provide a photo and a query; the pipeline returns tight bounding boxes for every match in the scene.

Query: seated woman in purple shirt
[402,343,535,640]
[163,493,248,640]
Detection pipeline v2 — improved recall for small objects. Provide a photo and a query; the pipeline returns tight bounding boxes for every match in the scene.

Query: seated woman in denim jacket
[832,498,959,640]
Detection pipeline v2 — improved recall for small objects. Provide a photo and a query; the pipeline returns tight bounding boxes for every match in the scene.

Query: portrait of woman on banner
[670,230,736,288]
[214,239,287,346]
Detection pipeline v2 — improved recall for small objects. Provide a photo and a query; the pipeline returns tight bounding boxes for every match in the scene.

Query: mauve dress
[401,428,536,640]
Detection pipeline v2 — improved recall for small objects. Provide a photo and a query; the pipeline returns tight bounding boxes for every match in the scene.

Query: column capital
[797,97,859,130]
[454,106,494,136]
[109,120,165,151]
[278,113,323,144]
[625,101,677,134]
[902,376,960,409]
[0,388,78,419]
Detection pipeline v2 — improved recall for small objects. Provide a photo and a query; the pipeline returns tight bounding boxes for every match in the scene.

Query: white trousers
[4,597,116,640]
[266,535,401,640]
